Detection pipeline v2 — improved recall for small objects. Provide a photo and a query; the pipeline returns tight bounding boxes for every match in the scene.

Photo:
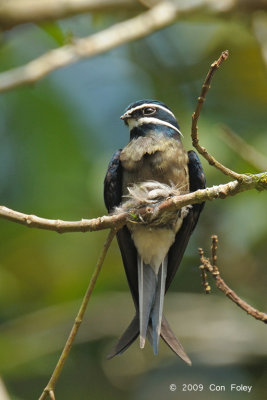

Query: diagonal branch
[39,229,116,400]
[199,235,267,324]
[0,1,181,93]
[0,173,266,233]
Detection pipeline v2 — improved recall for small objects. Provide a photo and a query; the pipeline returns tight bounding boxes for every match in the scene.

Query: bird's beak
[120,111,131,120]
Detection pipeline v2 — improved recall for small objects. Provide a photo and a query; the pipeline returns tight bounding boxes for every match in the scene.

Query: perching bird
[104,100,205,364]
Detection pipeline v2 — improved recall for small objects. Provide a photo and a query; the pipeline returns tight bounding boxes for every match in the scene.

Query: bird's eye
[143,107,156,116]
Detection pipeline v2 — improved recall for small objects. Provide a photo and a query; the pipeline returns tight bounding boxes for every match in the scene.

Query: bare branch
[0,205,127,232]
[0,0,141,29]
[0,173,266,233]
[199,236,267,324]
[219,124,267,172]
[191,50,247,181]
[39,229,116,400]
[0,1,181,93]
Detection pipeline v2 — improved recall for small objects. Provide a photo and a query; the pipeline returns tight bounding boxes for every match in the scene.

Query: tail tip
[106,351,116,360]
[140,336,146,349]
[153,347,159,355]
[186,357,192,366]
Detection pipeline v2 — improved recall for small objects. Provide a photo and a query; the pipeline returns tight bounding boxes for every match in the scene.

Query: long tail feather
[161,315,192,365]
[138,256,157,349]
[151,257,167,354]
[107,314,139,360]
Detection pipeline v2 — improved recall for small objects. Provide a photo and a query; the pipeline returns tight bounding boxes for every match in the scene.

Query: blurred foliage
[0,5,266,400]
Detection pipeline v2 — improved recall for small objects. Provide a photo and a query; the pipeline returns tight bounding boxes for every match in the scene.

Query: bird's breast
[120,135,189,193]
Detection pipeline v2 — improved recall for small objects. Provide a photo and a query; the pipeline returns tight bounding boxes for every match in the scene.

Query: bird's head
[120,99,182,139]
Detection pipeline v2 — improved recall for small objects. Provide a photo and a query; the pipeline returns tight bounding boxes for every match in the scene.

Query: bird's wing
[104,149,123,213]
[116,227,139,308]
[104,149,139,308]
[166,150,206,291]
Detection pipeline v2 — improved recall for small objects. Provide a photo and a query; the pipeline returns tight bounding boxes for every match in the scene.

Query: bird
[104,99,206,364]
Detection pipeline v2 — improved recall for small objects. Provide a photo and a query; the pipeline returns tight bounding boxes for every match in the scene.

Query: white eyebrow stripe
[128,116,183,137]
[126,103,176,119]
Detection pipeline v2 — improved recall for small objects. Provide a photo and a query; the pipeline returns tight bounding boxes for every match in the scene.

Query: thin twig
[0,173,266,233]
[191,50,246,181]
[219,124,267,172]
[199,236,267,324]
[38,229,116,400]
[211,234,218,273]
[48,391,55,400]
[199,262,211,294]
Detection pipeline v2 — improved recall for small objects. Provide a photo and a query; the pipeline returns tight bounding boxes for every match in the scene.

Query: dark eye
[143,107,156,116]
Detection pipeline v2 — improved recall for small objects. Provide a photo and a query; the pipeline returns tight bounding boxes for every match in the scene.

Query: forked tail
[107,313,191,365]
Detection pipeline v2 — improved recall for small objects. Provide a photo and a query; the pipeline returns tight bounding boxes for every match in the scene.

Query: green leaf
[38,21,71,46]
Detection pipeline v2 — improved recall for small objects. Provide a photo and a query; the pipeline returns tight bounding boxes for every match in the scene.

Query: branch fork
[199,236,267,324]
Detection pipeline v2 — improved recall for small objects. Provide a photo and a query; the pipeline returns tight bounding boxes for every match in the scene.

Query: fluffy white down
[115,181,186,213]
[118,180,190,274]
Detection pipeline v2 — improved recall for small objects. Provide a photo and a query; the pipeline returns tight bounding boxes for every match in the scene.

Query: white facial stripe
[126,103,176,119]
[128,117,183,137]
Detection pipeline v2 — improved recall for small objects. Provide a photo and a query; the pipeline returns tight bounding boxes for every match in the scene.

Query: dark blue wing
[166,150,206,290]
[104,149,123,212]
[104,149,139,308]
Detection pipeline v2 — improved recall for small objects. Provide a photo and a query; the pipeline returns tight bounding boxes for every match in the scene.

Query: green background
[0,7,266,400]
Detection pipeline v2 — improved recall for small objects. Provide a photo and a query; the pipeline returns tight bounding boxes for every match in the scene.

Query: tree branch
[0,1,182,93]
[39,229,116,400]
[199,235,267,324]
[0,205,127,233]
[0,173,266,233]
